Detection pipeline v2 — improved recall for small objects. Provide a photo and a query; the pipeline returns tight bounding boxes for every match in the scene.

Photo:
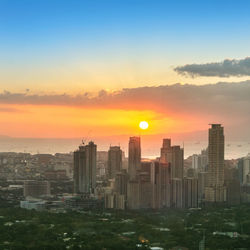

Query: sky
[0,0,250,141]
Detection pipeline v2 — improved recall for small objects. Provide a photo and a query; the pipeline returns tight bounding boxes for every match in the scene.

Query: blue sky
[1,0,250,93]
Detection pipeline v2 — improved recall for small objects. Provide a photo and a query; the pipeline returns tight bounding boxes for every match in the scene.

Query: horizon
[1,133,250,160]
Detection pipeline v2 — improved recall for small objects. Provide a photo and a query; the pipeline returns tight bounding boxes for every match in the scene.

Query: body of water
[0,137,249,159]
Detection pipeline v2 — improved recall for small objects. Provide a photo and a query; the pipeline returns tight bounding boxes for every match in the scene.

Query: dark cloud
[174,57,250,77]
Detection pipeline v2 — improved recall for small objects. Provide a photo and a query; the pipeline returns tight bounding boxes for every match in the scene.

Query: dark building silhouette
[160,139,184,179]
[114,169,128,197]
[205,124,226,203]
[182,177,198,208]
[107,146,122,179]
[74,141,97,194]
[128,136,141,180]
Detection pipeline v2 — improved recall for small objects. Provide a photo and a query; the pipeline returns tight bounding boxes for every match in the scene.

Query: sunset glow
[0,0,249,142]
[0,103,208,138]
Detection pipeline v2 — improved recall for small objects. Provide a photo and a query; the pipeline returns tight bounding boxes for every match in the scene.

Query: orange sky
[0,103,206,138]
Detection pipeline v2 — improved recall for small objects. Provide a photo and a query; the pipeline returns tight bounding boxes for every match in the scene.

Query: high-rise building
[127,180,140,209]
[74,141,97,194]
[160,138,171,163]
[138,171,153,209]
[96,151,108,177]
[237,158,244,185]
[171,178,183,208]
[242,154,250,185]
[127,170,152,210]
[170,146,184,179]
[182,177,198,208]
[127,178,153,209]
[160,139,184,179]
[128,136,141,180]
[151,161,171,209]
[151,161,160,209]
[198,172,209,204]
[114,169,128,197]
[192,154,201,170]
[192,149,208,171]
[205,124,226,203]
[187,168,196,178]
[160,139,184,208]
[141,160,152,180]
[201,148,209,170]
[225,179,241,205]
[107,146,122,179]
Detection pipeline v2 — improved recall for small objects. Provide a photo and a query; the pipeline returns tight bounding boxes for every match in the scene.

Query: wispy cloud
[174,57,250,77]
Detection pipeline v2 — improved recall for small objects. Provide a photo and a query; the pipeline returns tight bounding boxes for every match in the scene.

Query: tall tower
[170,146,184,179]
[205,124,226,202]
[74,141,97,194]
[151,161,171,209]
[160,138,171,163]
[114,169,128,196]
[160,139,184,179]
[128,136,141,180]
[107,146,122,179]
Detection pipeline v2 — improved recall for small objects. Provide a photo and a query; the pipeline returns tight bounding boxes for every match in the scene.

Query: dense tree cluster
[0,205,250,249]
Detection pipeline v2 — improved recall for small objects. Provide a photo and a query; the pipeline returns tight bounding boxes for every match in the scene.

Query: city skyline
[1,1,250,249]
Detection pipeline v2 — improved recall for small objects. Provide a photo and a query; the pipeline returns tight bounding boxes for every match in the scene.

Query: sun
[139,121,149,130]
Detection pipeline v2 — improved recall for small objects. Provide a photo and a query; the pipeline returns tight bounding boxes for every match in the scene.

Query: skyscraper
[205,124,226,203]
[160,139,184,179]
[128,136,141,180]
[182,177,198,208]
[171,178,183,208]
[198,172,209,204]
[160,138,171,163]
[114,169,128,197]
[74,141,97,194]
[127,174,153,209]
[170,146,184,179]
[192,149,208,172]
[151,161,171,209]
[160,139,184,208]
[107,146,122,179]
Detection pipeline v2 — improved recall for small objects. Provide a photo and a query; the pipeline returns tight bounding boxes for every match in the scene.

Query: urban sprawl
[1,124,249,212]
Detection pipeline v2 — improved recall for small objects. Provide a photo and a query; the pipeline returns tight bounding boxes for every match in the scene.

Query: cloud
[174,57,250,77]
[0,81,250,118]
[1,81,250,139]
